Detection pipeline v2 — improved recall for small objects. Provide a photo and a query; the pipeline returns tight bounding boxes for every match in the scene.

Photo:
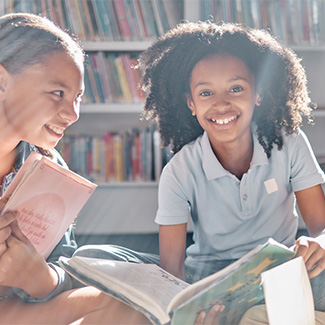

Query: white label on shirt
[264,178,278,194]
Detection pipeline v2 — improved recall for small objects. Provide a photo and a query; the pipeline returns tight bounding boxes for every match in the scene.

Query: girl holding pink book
[0,13,149,324]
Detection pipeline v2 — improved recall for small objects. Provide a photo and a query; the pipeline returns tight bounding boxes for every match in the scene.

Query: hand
[0,218,58,298]
[195,305,225,325]
[294,236,325,279]
[0,198,15,256]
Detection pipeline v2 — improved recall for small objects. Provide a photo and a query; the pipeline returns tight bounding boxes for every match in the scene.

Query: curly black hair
[138,21,314,157]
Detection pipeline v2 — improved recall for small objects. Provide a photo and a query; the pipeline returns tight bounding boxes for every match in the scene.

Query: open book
[1,151,97,259]
[59,238,296,324]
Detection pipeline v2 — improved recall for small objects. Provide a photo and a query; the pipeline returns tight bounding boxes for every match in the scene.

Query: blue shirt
[155,128,325,261]
[1,142,78,302]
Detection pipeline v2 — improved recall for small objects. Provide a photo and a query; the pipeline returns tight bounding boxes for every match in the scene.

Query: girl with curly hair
[138,21,325,318]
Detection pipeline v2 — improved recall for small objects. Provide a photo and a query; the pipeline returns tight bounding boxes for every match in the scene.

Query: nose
[58,100,80,123]
[213,94,231,112]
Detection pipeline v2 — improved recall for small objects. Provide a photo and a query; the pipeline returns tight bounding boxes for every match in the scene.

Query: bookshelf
[3,0,325,234]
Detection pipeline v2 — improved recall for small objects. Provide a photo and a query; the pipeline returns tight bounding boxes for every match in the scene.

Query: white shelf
[81,103,144,114]
[97,181,158,188]
[293,46,325,52]
[81,41,154,52]
[313,110,325,117]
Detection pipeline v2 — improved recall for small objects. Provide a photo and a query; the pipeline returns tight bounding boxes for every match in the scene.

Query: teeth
[47,125,64,135]
[211,116,237,125]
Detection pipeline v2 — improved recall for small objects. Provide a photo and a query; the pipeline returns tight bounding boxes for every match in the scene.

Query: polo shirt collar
[201,128,268,181]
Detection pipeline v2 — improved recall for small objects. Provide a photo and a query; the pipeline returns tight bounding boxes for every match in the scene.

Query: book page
[60,256,188,324]
[261,256,315,325]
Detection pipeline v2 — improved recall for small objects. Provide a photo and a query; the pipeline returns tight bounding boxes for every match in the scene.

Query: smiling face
[0,51,84,150]
[187,54,261,154]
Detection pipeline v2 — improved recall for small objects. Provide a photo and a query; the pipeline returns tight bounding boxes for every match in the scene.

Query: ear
[0,65,9,100]
[255,93,262,107]
[186,93,196,116]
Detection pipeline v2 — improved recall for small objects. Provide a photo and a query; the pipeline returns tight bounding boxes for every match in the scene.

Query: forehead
[17,51,84,89]
[40,51,84,74]
[191,54,253,80]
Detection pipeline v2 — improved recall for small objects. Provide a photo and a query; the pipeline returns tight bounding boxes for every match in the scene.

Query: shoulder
[281,128,313,155]
[164,135,203,173]
[159,135,204,189]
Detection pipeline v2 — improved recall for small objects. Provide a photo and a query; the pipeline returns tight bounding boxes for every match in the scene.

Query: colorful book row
[57,126,172,183]
[0,0,182,41]
[201,0,325,46]
[84,52,144,104]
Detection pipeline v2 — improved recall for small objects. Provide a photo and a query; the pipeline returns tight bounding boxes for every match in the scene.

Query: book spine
[112,0,131,40]
[61,127,171,183]
[114,56,133,104]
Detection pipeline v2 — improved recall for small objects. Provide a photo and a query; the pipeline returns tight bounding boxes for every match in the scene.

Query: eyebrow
[48,80,71,90]
[192,76,249,89]
[47,80,85,94]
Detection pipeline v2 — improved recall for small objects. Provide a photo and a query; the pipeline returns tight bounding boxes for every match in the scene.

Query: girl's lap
[0,287,150,325]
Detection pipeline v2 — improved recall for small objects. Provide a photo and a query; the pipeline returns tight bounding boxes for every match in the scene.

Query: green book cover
[169,239,296,325]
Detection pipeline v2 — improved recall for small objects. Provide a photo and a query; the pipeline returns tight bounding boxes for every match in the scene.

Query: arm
[159,223,187,280]
[12,224,78,302]
[295,184,325,278]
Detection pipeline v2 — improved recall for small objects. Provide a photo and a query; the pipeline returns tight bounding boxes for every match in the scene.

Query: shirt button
[242,194,248,201]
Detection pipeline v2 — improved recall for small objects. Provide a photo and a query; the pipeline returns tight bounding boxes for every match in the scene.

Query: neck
[212,138,254,180]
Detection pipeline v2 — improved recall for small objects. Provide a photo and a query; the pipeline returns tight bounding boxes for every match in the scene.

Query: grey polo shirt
[155,128,325,261]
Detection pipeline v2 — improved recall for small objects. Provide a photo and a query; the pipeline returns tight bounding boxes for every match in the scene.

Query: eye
[52,90,64,97]
[230,86,243,93]
[199,90,213,97]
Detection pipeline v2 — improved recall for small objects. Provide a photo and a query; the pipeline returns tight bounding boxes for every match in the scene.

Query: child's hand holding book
[0,212,59,299]
[0,152,97,298]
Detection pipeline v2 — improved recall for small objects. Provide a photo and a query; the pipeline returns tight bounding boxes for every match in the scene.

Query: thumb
[0,197,9,211]
[10,219,30,244]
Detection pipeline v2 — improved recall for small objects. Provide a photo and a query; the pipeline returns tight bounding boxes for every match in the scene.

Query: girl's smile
[0,51,84,150]
[187,54,261,154]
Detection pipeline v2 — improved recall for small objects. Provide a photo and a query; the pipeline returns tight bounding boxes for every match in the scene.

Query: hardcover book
[1,151,97,259]
[59,238,295,324]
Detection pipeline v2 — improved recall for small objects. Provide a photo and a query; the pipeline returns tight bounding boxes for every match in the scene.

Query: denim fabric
[310,270,325,311]
[74,244,160,265]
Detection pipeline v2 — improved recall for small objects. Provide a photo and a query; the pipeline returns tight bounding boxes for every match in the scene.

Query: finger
[0,225,12,242]
[0,197,9,211]
[195,311,206,325]
[305,251,325,278]
[0,242,7,255]
[294,237,313,262]
[205,305,225,325]
[9,220,30,244]
[0,211,16,228]
[308,262,325,279]
[304,248,323,270]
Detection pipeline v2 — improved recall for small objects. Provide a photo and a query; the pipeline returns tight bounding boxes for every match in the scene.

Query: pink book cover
[1,153,97,259]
